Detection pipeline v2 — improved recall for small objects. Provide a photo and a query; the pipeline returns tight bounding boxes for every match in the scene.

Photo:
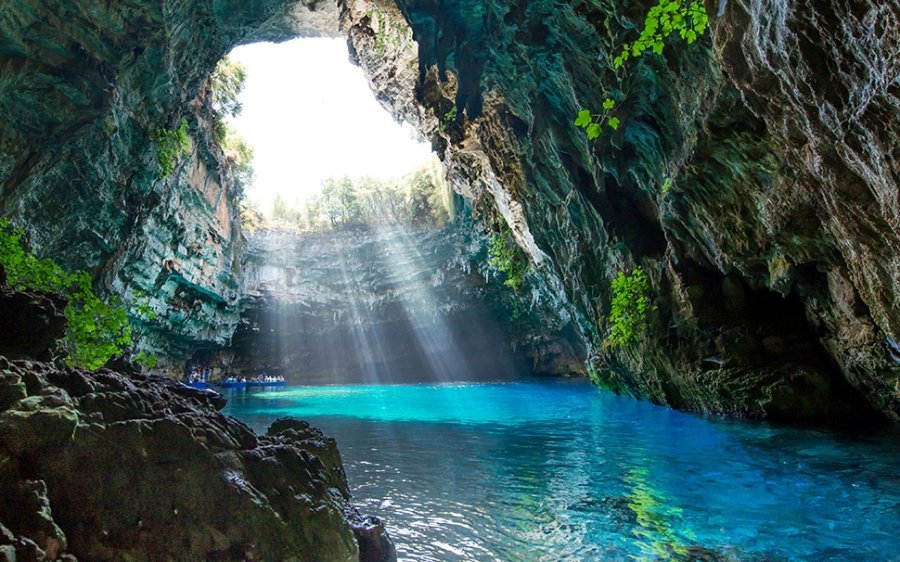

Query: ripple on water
[224,380,900,561]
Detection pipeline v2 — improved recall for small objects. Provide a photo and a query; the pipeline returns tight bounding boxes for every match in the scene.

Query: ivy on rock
[614,0,709,68]
[607,266,653,348]
[488,227,528,292]
[150,119,190,178]
[575,0,709,140]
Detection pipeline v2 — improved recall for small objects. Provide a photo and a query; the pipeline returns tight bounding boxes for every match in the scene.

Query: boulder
[0,358,395,561]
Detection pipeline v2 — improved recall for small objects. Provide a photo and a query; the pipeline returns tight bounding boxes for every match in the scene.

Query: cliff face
[1,0,897,422]
[339,0,899,421]
[0,0,340,368]
[215,224,584,383]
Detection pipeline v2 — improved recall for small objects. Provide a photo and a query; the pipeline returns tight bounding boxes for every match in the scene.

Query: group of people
[220,373,285,384]
[186,368,211,383]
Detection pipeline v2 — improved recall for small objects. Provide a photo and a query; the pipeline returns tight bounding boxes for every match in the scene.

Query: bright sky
[227,38,433,210]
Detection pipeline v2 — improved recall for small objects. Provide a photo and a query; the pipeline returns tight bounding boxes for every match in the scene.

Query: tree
[210,56,247,122]
[219,124,254,193]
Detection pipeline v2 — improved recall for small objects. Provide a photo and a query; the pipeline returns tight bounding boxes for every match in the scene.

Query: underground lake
[224,380,900,561]
[2,0,899,560]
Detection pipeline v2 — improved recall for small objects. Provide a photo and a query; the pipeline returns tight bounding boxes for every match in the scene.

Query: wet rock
[0,358,395,561]
[346,512,397,562]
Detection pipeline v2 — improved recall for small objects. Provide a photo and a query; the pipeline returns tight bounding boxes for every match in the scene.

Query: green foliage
[0,219,132,369]
[102,118,117,137]
[614,0,709,68]
[661,178,673,195]
[370,7,414,54]
[218,124,254,195]
[210,57,247,120]
[576,0,708,140]
[64,272,132,370]
[150,119,190,178]
[272,194,304,225]
[608,266,652,348]
[487,229,528,292]
[207,58,254,197]
[240,200,266,235]
[0,219,70,294]
[299,160,450,231]
[439,106,458,132]
[574,97,619,140]
[133,351,158,369]
[130,290,157,321]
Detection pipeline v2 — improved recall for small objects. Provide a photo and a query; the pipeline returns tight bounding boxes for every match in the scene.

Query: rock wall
[1,0,897,422]
[0,0,340,369]
[213,224,584,383]
[338,0,899,421]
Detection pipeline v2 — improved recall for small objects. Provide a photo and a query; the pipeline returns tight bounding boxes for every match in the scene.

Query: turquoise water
[223,380,900,561]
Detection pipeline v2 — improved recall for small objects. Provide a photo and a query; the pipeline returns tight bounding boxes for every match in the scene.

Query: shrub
[0,219,132,369]
[63,272,132,369]
[0,219,70,294]
[218,124,254,195]
[574,98,619,140]
[150,119,190,178]
[608,266,652,347]
[487,229,528,292]
[133,351,158,369]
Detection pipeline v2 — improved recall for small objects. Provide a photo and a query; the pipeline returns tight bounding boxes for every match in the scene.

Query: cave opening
[198,37,538,385]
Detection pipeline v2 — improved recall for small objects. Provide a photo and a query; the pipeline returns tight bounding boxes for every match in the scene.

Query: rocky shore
[0,271,395,562]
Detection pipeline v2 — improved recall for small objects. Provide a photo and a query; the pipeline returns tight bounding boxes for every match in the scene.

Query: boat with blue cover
[184,380,212,390]
[215,375,286,389]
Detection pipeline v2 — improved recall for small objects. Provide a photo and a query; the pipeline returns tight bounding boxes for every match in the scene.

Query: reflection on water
[224,380,900,561]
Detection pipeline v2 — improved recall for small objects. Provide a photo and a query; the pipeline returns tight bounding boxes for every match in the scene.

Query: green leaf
[602,98,615,110]
[586,123,602,139]
[607,117,620,130]
[574,109,593,128]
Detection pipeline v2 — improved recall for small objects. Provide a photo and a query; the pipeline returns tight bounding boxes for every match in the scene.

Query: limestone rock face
[339,0,899,421]
[0,0,339,370]
[1,0,897,422]
[214,225,584,383]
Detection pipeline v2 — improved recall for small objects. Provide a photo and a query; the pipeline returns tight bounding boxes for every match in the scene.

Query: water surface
[223,380,900,561]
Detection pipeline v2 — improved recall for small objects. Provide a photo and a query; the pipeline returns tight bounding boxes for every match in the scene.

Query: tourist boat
[215,379,248,389]
[247,379,286,387]
[214,378,286,389]
[183,380,211,390]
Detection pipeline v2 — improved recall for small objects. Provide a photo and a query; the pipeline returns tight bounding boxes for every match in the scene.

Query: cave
[0,0,898,560]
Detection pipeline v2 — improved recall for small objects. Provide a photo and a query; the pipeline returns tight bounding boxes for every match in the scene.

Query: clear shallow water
[223,380,900,561]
